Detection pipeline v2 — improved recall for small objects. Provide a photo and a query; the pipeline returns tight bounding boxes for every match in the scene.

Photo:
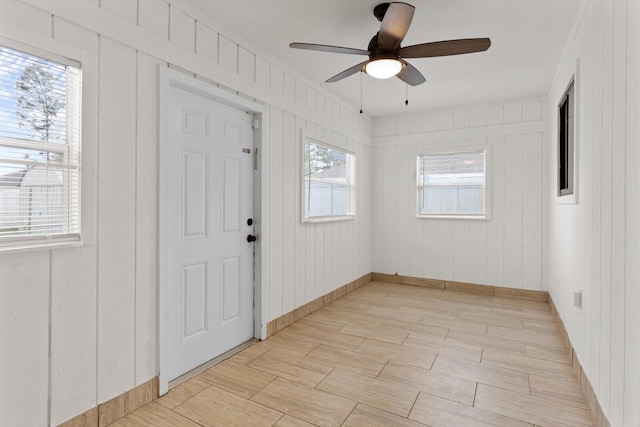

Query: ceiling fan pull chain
[360,71,364,114]
[405,84,409,106]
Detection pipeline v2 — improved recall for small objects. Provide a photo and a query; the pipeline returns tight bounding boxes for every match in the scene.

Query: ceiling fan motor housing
[368,33,399,60]
[373,3,391,22]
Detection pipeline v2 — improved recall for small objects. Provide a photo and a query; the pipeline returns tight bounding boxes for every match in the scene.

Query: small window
[0,43,82,250]
[417,149,487,218]
[558,80,574,197]
[303,139,355,221]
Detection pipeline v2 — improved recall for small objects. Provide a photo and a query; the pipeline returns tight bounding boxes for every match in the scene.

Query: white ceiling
[190,0,583,118]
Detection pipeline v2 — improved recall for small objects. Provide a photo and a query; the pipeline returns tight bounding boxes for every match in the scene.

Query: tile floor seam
[162,402,208,427]
[114,282,594,426]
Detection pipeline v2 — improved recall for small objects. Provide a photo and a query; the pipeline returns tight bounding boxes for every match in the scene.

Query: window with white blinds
[417,149,487,218]
[0,42,82,249]
[303,139,355,221]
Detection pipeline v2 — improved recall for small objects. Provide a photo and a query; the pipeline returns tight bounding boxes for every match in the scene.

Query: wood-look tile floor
[111,282,594,427]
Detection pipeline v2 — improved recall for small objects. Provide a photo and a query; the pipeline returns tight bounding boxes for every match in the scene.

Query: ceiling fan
[290,2,491,86]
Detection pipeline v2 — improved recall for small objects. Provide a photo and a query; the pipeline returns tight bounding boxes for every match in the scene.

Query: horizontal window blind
[0,43,81,247]
[417,150,486,217]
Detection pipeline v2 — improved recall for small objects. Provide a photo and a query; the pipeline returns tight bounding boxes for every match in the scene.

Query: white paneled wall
[547,1,639,425]
[372,98,546,290]
[0,1,372,425]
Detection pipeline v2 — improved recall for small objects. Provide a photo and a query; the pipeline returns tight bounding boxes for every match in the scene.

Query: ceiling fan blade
[397,61,426,86]
[289,42,369,56]
[399,38,491,58]
[378,2,415,51]
[326,60,370,83]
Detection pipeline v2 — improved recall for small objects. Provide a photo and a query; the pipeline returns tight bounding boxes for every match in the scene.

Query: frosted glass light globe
[365,59,402,79]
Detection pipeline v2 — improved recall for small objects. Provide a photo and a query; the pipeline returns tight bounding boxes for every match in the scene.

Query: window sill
[0,238,84,254]
[302,215,356,224]
[556,193,577,205]
[416,214,489,220]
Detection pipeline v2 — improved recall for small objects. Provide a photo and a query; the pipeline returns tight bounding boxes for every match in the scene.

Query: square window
[417,149,487,218]
[0,43,82,250]
[303,139,355,222]
[558,80,574,197]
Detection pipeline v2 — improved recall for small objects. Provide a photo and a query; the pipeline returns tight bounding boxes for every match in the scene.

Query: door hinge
[253,147,258,170]
[252,118,260,130]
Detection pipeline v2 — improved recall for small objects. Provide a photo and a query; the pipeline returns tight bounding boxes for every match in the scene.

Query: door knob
[247,234,257,242]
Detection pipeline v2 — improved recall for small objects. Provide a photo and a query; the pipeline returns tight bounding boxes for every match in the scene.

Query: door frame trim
[158,68,268,395]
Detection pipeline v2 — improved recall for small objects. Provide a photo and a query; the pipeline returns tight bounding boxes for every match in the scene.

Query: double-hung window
[0,42,82,250]
[417,149,487,218]
[303,139,355,222]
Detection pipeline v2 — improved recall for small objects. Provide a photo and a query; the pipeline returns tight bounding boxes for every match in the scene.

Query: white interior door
[166,83,255,381]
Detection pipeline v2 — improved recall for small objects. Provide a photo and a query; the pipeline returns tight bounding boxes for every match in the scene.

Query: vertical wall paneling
[503,134,524,288]
[409,143,423,278]
[281,113,295,314]
[51,247,98,425]
[372,99,545,290]
[283,72,295,103]
[503,102,522,124]
[608,2,627,423]
[138,0,169,37]
[324,222,334,295]
[453,109,470,129]
[255,56,269,90]
[486,135,505,286]
[315,222,325,298]
[295,79,306,107]
[293,121,306,309]
[589,0,604,396]
[268,107,284,318]
[305,223,316,302]
[100,0,137,24]
[522,100,542,122]
[135,52,164,385]
[452,221,470,283]
[437,111,453,131]
[269,62,283,97]
[371,146,384,270]
[469,105,486,128]
[396,144,411,275]
[195,22,218,63]
[468,220,487,285]
[581,1,595,382]
[0,0,52,37]
[521,133,543,290]
[598,0,613,411]
[169,6,195,52]
[97,36,137,403]
[50,18,100,425]
[238,46,255,84]
[0,253,50,426]
[486,104,503,126]
[382,145,397,273]
[623,2,640,425]
[547,1,640,424]
[339,218,348,288]
[437,220,454,280]
[218,35,237,74]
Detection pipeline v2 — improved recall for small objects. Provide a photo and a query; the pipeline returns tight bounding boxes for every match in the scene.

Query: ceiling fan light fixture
[365,58,403,79]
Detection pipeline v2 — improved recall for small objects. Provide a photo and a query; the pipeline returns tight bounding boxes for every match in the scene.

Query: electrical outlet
[573,290,582,310]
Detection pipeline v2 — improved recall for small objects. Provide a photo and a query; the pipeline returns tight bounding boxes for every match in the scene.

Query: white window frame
[557,75,578,204]
[301,135,356,223]
[415,146,491,220]
[0,38,82,251]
